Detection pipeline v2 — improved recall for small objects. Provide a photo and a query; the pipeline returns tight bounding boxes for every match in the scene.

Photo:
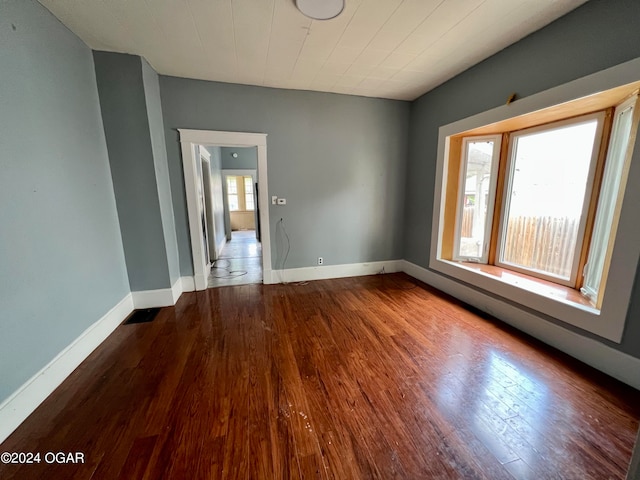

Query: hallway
[208,230,262,288]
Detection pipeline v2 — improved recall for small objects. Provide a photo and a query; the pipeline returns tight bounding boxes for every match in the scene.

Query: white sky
[507,120,597,218]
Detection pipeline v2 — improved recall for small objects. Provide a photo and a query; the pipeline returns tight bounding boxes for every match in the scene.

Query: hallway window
[244,177,255,211]
[227,175,255,212]
[227,177,239,211]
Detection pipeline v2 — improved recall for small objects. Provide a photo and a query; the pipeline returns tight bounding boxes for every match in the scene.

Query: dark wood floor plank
[1,274,639,479]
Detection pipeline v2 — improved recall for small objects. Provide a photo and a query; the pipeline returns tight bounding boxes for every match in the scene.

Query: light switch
[277,198,287,205]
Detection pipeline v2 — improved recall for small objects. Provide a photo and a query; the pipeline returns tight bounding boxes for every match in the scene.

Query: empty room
[2,0,640,478]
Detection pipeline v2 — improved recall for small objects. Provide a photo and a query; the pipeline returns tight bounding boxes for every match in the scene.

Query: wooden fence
[461,206,474,238]
[502,216,578,278]
[460,206,578,278]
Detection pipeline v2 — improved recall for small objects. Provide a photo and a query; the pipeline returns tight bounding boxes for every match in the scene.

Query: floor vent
[124,308,160,325]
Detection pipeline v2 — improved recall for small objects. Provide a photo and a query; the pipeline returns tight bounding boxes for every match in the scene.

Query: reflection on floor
[3,274,638,479]
[208,230,262,288]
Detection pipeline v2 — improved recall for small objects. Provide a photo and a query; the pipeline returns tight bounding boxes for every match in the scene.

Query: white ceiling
[39,0,587,101]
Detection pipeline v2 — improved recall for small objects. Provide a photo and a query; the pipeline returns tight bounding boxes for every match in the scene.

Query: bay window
[430,70,640,342]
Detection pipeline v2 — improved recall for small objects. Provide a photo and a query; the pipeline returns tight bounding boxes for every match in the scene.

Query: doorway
[209,155,262,287]
[178,130,272,290]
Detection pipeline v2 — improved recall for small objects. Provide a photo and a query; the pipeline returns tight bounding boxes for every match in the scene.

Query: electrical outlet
[317,257,323,265]
[277,198,287,205]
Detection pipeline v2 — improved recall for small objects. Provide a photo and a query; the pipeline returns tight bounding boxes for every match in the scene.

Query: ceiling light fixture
[295,0,344,20]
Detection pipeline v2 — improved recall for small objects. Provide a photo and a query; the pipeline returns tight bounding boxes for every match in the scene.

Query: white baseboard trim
[270,260,402,284]
[194,273,208,291]
[132,287,175,309]
[216,237,227,259]
[401,260,640,390]
[0,293,134,444]
[133,276,191,308]
[263,268,274,285]
[171,277,182,303]
[180,276,196,292]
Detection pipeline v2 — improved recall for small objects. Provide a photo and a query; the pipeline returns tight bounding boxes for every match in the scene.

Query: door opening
[179,130,272,290]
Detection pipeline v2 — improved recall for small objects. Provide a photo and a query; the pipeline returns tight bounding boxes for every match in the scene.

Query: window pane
[227,177,238,194]
[228,194,239,211]
[456,139,499,260]
[244,177,255,211]
[583,100,635,302]
[500,120,598,280]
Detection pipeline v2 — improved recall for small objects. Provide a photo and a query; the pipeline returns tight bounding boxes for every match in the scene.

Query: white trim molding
[216,237,227,259]
[132,288,174,309]
[178,129,272,287]
[0,294,134,444]
[171,277,182,303]
[269,260,402,284]
[132,277,186,308]
[180,276,196,292]
[401,260,640,391]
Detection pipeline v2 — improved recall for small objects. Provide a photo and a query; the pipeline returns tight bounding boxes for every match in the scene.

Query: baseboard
[180,276,196,292]
[216,237,226,259]
[132,287,175,309]
[171,277,182,303]
[194,273,208,291]
[271,260,402,284]
[263,268,275,285]
[400,260,640,390]
[133,276,193,308]
[0,293,134,444]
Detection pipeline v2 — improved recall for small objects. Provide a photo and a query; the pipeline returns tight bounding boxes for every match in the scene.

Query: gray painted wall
[403,0,640,359]
[94,51,172,291]
[159,79,410,275]
[205,146,226,254]
[0,0,129,402]
[221,146,257,170]
[141,58,180,285]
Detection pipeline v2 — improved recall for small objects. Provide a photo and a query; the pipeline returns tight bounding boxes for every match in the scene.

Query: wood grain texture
[1,274,639,479]
[455,81,640,137]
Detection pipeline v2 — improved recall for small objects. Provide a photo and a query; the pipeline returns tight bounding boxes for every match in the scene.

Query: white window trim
[430,58,640,343]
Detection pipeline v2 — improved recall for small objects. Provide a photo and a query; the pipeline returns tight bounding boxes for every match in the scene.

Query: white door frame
[199,147,217,262]
[178,129,272,290]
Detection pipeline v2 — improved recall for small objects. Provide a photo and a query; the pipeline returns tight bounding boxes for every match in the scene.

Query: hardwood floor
[208,230,262,288]
[1,274,639,479]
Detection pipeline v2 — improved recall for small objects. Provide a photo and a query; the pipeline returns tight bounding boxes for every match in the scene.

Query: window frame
[453,135,502,263]
[429,60,640,343]
[582,96,638,306]
[244,176,255,211]
[226,176,239,212]
[226,173,256,213]
[494,112,606,287]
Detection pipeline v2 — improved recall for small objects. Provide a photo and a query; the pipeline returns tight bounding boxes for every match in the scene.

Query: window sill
[457,262,595,310]
[428,257,618,339]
